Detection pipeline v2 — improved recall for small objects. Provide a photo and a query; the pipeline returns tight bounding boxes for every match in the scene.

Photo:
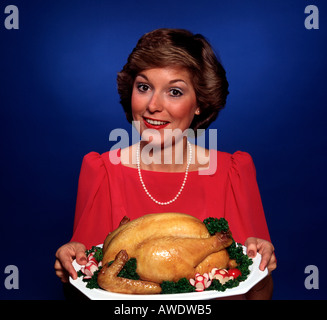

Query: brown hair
[117,28,229,131]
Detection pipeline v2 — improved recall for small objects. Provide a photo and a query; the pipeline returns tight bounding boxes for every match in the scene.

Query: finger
[266,253,277,274]
[244,237,258,258]
[259,245,274,271]
[75,244,87,265]
[55,269,69,283]
[54,258,70,282]
[54,258,62,271]
[56,250,78,280]
[63,260,78,280]
[259,254,270,271]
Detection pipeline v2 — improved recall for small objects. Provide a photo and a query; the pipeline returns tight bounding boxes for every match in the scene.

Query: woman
[54,28,276,299]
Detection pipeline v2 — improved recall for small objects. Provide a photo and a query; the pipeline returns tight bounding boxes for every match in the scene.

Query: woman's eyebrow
[136,74,148,81]
[136,74,188,85]
[169,79,187,85]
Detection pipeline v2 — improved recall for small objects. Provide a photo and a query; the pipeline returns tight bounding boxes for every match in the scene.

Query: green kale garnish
[161,278,196,294]
[203,217,229,235]
[207,278,240,292]
[203,217,253,282]
[77,269,84,278]
[119,258,139,280]
[80,258,139,290]
[77,246,104,289]
[85,267,102,289]
[85,246,103,262]
[107,257,140,280]
[227,241,253,281]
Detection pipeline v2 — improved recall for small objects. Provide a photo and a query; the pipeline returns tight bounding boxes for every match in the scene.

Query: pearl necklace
[136,140,193,205]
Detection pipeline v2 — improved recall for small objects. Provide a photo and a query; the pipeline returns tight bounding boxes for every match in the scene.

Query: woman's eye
[137,84,150,92]
[170,88,183,97]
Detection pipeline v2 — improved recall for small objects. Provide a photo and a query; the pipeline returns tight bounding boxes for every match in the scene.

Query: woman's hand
[244,238,276,299]
[244,237,277,274]
[54,242,87,283]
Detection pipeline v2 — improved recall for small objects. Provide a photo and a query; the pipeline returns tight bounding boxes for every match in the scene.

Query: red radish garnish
[189,272,212,292]
[88,256,97,264]
[189,267,241,292]
[227,268,242,279]
[195,282,205,292]
[209,268,234,284]
[80,251,101,280]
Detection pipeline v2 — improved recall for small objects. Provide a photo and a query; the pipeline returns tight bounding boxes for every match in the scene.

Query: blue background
[1,0,326,299]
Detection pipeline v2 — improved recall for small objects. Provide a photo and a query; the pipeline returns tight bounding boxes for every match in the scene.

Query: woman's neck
[139,138,189,172]
[120,139,210,173]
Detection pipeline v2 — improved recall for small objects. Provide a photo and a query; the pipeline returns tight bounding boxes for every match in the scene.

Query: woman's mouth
[143,117,170,129]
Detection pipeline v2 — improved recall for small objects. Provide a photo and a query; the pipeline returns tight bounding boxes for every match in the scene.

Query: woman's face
[131,67,198,146]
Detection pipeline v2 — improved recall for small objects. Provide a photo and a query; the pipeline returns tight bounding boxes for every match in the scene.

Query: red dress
[71,149,271,249]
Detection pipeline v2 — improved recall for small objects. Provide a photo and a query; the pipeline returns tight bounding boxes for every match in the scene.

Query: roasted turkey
[97,212,234,294]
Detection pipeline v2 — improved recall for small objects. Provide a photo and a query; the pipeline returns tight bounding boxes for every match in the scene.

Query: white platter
[69,245,267,300]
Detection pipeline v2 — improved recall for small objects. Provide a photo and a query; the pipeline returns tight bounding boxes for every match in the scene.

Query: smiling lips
[143,117,170,129]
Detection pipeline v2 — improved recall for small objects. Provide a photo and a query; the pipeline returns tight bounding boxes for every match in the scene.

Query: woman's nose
[147,92,163,113]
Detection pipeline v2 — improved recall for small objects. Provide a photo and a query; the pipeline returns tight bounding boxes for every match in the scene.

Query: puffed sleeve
[225,151,271,245]
[70,152,112,249]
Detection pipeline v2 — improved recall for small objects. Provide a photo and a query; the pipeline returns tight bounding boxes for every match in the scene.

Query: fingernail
[78,257,86,264]
[248,250,255,258]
